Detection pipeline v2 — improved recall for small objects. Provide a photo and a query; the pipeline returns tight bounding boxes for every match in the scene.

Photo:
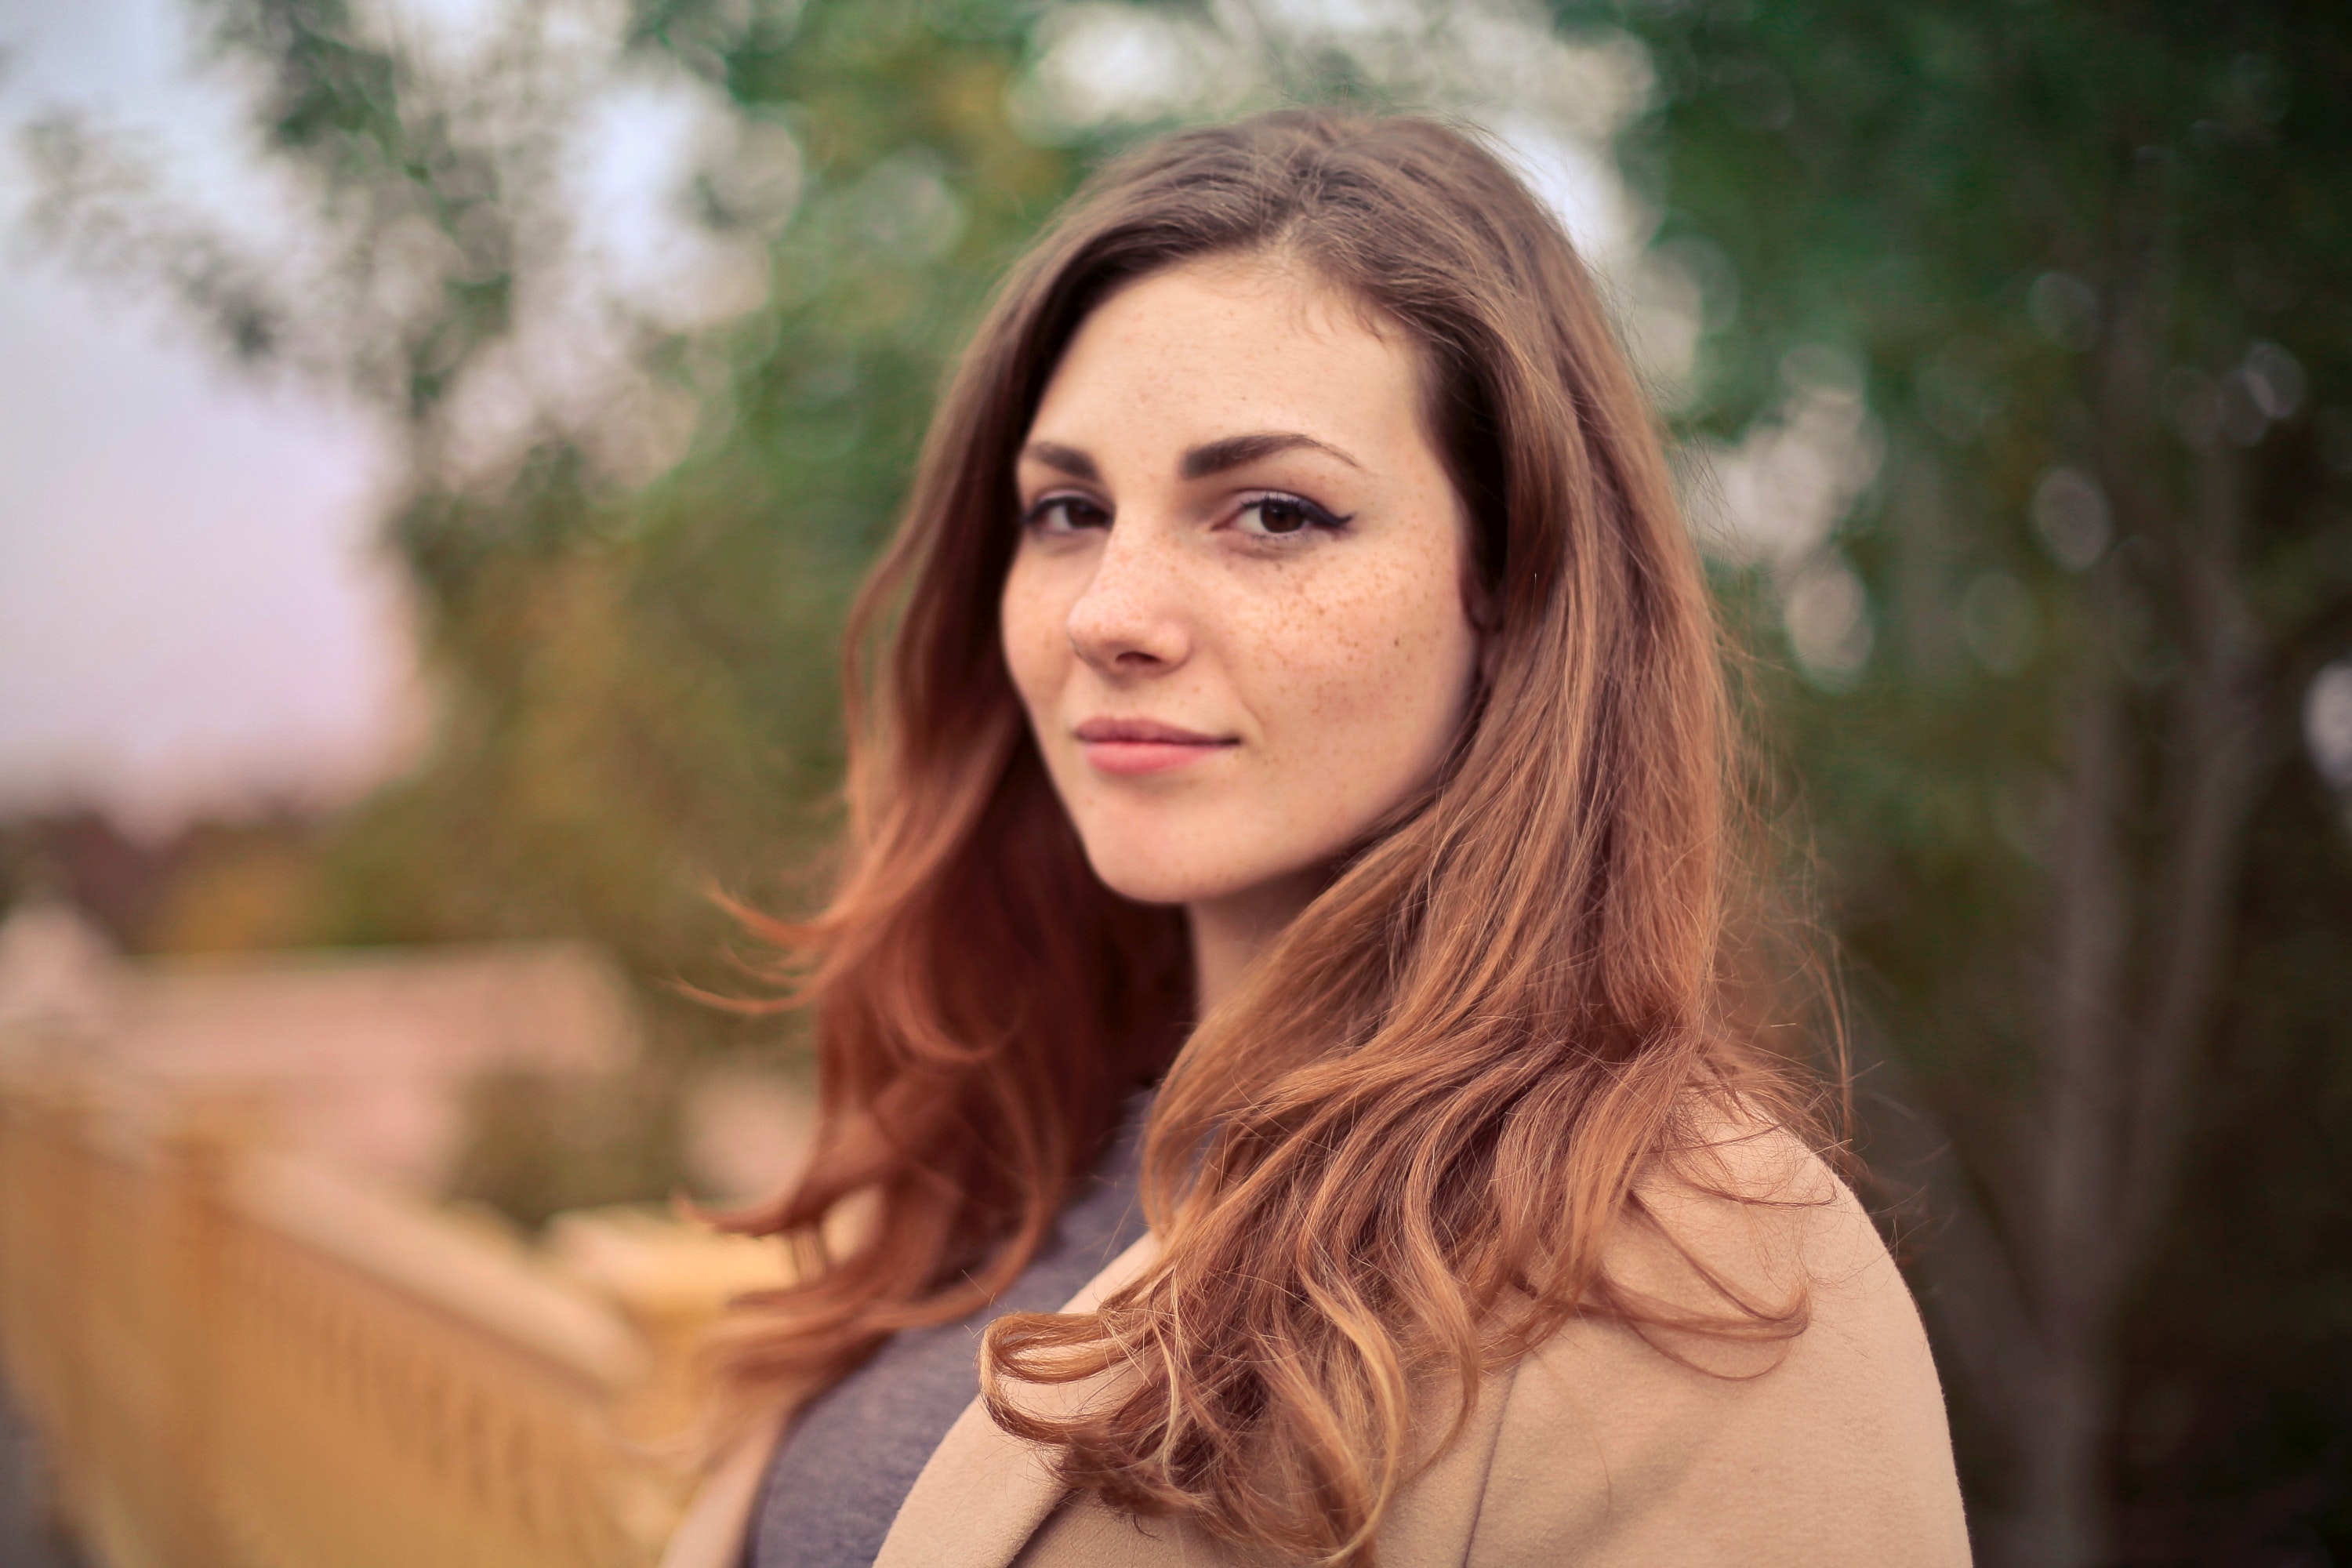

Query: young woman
[666,110,1969,1568]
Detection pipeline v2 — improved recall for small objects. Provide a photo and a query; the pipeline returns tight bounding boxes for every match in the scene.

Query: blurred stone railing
[0,1073,786,1568]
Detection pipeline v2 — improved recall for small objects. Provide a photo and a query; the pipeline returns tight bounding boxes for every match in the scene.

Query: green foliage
[445,1064,688,1229]
[1614,0,2352,1063]
[1593,0,2352,1555]
[198,0,1117,1038]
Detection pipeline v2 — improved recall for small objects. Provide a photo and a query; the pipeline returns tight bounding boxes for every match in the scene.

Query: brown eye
[1235,492,1350,539]
[1253,499,1310,534]
[1025,495,1110,534]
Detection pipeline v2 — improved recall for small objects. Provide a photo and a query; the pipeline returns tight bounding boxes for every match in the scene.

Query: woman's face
[1000,256,1483,916]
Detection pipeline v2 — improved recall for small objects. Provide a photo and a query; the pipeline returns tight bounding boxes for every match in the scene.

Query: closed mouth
[1073,717,1237,775]
[1073,717,1233,746]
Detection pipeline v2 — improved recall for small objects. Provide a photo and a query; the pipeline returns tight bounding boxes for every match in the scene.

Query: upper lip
[1073,717,1233,746]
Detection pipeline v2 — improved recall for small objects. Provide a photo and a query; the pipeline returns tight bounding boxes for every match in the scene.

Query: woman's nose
[1065,522,1190,677]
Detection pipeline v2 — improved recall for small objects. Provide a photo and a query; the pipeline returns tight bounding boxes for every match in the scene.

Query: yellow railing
[0,1074,782,1568]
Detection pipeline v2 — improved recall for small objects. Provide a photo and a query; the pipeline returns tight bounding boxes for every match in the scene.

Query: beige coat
[665,1131,1971,1568]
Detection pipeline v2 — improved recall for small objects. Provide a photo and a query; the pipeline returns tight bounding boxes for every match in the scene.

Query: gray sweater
[746,1102,1152,1568]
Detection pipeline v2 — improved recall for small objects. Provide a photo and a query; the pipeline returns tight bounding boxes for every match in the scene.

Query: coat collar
[873,1231,1163,1568]
[661,1232,1164,1568]
[658,1403,786,1568]
[874,1221,1511,1568]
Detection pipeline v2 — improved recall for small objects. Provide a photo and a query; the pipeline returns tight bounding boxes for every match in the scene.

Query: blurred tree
[26,0,1104,1040]
[1589,2,2352,1563]
[17,0,1118,1217]
[143,817,325,953]
[0,812,322,955]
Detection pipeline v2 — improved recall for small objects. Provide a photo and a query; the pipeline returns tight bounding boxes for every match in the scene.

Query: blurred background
[0,0,2346,1564]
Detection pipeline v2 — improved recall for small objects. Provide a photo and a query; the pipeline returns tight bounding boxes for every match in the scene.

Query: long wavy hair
[716,109,1820,1565]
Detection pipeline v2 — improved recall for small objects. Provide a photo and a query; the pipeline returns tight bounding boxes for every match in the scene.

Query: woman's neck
[1185,867,1327,1018]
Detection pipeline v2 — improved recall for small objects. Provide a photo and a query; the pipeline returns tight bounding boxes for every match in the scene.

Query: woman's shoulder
[1457,1117,1973,1566]
[1619,1112,1872,1323]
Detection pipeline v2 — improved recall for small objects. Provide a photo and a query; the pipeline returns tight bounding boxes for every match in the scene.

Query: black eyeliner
[1238,489,1356,530]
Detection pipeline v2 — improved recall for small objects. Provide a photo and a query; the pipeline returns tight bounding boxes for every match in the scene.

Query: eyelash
[1018,490,1355,539]
[1233,490,1354,538]
[1021,492,1110,534]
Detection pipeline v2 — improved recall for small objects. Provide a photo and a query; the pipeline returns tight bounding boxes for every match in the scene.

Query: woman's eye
[1235,492,1350,539]
[1024,495,1110,534]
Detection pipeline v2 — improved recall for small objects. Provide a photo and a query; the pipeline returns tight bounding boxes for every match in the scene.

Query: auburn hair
[716,109,1820,1565]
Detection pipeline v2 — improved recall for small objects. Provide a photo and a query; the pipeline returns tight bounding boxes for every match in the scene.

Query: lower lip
[1079,739,1233,777]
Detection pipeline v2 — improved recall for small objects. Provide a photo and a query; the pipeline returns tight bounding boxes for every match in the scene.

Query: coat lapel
[872,1231,1163,1568]
[659,1403,788,1568]
[666,1229,1512,1568]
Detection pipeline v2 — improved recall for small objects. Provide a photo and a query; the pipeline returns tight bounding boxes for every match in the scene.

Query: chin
[1075,837,1258,910]
[1081,855,1227,909]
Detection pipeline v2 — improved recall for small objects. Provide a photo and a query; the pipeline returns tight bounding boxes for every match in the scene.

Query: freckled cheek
[1242,577,1472,771]
[1000,566,1075,717]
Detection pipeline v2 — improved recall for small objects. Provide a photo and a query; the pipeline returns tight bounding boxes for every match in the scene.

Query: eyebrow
[1017,431,1363,486]
[1020,441,1099,482]
[1179,431,1361,480]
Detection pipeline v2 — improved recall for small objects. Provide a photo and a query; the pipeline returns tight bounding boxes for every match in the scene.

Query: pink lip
[1073,717,1237,777]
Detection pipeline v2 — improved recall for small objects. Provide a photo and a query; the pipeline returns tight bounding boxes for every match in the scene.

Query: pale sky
[0,0,416,837]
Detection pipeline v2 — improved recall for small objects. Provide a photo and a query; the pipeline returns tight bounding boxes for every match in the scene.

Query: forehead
[1026,257,1427,457]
